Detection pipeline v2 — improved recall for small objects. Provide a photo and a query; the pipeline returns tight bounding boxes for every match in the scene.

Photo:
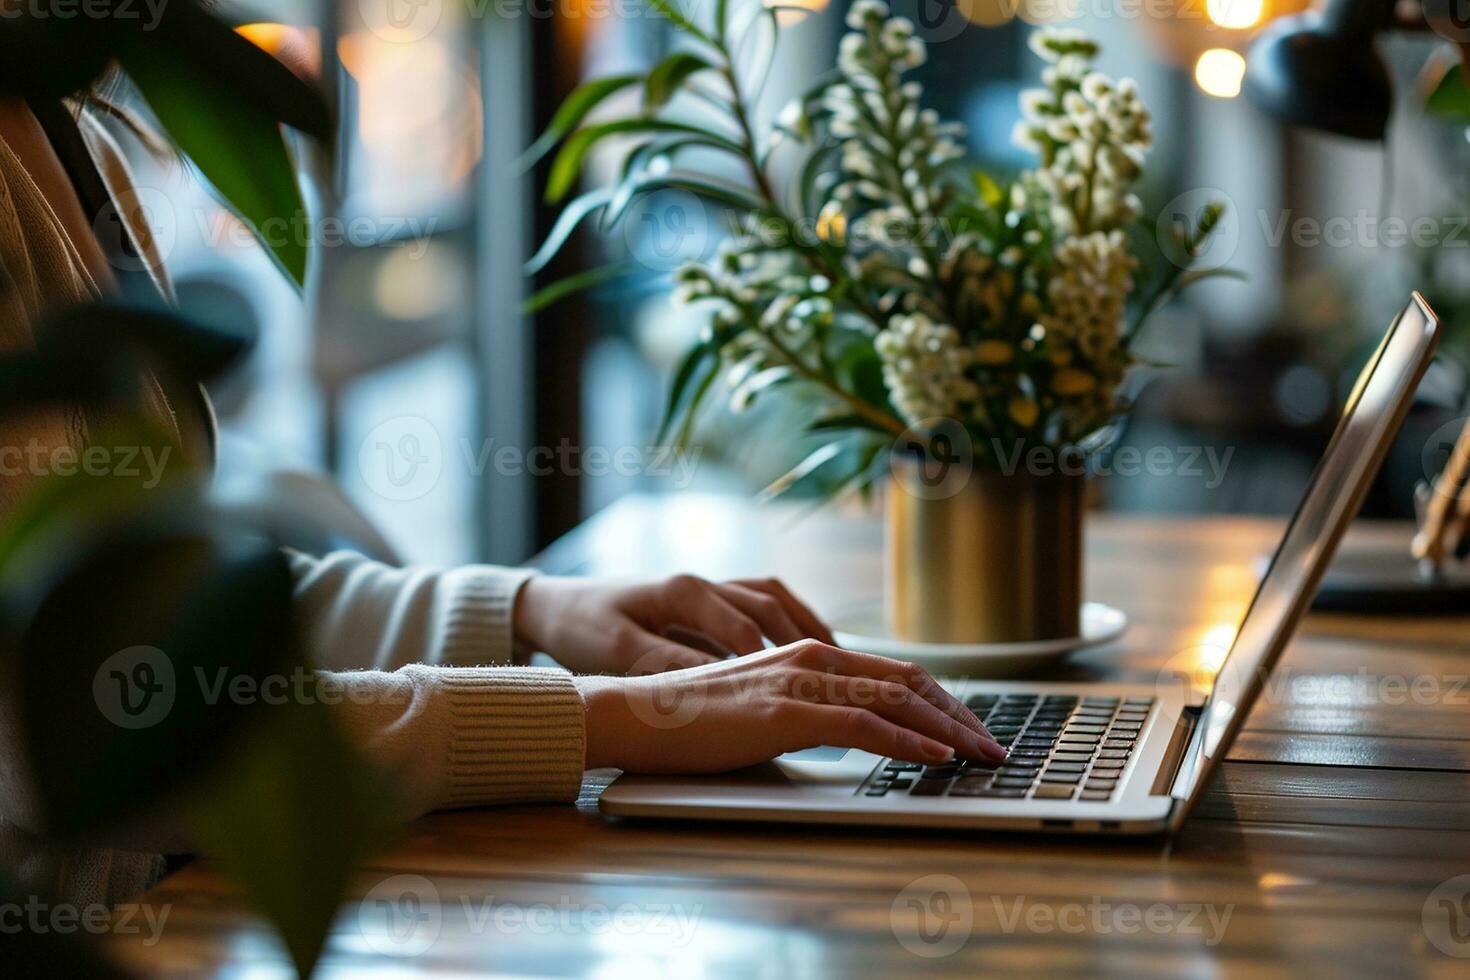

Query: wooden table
[110,494,1470,977]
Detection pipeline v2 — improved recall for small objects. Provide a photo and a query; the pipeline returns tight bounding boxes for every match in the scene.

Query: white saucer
[831,601,1128,677]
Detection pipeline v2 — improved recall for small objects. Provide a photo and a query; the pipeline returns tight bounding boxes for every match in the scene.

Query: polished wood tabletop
[110,494,1470,977]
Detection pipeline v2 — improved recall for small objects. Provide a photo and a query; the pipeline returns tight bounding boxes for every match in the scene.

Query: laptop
[601,294,1440,835]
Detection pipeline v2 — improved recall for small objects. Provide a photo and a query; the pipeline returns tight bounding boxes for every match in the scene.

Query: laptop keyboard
[862,693,1155,802]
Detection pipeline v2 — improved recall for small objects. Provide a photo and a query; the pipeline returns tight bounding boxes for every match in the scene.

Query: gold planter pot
[886,458,1085,644]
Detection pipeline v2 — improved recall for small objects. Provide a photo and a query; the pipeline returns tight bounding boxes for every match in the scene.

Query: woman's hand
[514,574,835,675]
[575,641,1006,773]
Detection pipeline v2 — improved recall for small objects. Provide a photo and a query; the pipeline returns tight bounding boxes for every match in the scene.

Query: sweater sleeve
[285,550,587,812]
[330,665,587,815]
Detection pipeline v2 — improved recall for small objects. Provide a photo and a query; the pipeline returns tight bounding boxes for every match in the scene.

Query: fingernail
[974,736,1007,762]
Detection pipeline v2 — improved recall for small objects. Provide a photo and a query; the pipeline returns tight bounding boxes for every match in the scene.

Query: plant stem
[757,327,907,436]
[713,39,888,330]
[712,33,904,437]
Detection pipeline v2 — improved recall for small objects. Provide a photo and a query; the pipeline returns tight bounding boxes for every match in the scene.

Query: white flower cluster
[825,0,965,243]
[874,313,979,424]
[1044,229,1137,360]
[1012,28,1151,237]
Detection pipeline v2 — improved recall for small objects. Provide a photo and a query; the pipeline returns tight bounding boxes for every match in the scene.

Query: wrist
[574,675,625,770]
[512,574,554,652]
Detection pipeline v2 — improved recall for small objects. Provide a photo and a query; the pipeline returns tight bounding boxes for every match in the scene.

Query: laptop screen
[1173,295,1439,823]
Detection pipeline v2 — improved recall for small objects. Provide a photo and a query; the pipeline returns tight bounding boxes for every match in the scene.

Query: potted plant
[530,0,1228,644]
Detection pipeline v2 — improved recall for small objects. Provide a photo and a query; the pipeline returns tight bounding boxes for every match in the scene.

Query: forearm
[286,549,536,671]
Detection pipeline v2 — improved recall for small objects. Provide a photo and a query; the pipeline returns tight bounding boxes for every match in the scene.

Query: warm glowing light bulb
[1206,0,1263,29]
[1194,49,1246,99]
[765,0,827,25]
[959,0,1019,26]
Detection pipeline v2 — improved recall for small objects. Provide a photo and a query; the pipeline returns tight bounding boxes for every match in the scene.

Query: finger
[794,643,992,741]
[732,577,835,645]
[786,702,955,766]
[621,626,721,674]
[665,626,734,659]
[792,671,1005,763]
[715,583,804,646]
[662,575,766,654]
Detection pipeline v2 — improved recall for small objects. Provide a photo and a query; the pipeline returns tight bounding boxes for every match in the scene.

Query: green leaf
[835,340,895,413]
[521,74,644,169]
[158,3,332,141]
[1427,63,1470,119]
[760,440,854,502]
[645,0,714,44]
[795,142,838,215]
[120,48,311,288]
[657,339,719,445]
[522,262,637,313]
[525,185,617,274]
[806,412,891,435]
[546,118,744,202]
[675,358,721,449]
[646,51,714,110]
[659,174,768,212]
[8,494,300,838]
[1171,266,1248,292]
[972,170,1003,207]
[188,698,397,979]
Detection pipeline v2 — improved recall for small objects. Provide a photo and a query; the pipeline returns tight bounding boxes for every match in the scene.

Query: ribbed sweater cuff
[437,566,538,667]
[415,665,586,808]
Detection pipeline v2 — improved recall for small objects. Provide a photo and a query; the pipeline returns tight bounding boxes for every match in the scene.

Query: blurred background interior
[129,0,1470,567]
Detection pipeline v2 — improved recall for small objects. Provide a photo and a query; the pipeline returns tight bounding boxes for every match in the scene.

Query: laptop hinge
[1150,705,1203,798]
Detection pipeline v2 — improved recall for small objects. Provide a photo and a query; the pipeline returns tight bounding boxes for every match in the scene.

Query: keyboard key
[1080,790,1112,801]
[1084,779,1117,791]
[993,777,1036,789]
[997,760,1042,771]
[1034,785,1075,799]
[1083,697,1119,706]
[971,787,1029,798]
[1096,749,1130,760]
[1045,762,1087,773]
[1040,771,1082,783]
[1052,752,1093,764]
[1123,697,1155,705]
[888,778,914,789]
[1112,721,1143,732]
[1104,731,1137,742]
[1064,724,1106,734]
[951,777,992,792]
[910,779,952,796]
[1057,734,1100,745]
[1091,760,1126,771]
